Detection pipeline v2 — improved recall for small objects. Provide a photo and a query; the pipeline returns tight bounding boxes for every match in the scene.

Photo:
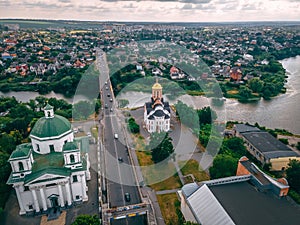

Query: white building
[144,80,171,133]
[7,104,90,215]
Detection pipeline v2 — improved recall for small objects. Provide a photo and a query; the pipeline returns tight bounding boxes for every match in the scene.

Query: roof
[9,143,32,160]
[182,182,199,198]
[210,181,300,225]
[44,103,54,110]
[152,82,162,89]
[63,142,78,152]
[153,109,166,117]
[242,131,297,157]
[24,168,70,184]
[30,114,72,139]
[234,124,260,133]
[188,184,235,225]
[240,160,270,185]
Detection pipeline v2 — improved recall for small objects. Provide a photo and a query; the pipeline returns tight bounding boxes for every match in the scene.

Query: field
[157,193,180,225]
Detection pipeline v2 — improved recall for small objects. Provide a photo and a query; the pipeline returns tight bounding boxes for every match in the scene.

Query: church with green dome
[7,104,91,216]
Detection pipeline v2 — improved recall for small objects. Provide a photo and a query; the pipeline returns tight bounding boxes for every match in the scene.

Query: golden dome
[152,82,162,89]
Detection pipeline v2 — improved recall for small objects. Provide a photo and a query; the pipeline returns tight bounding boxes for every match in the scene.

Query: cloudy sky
[0,0,299,22]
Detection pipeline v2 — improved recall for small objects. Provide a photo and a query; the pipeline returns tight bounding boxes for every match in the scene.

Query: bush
[278,138,289,145]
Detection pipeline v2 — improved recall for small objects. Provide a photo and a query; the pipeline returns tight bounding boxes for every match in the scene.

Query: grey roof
[234,124,260,133]
[242,131,297,156]
[182,182,199,198]
[188,184,235,225]
[210,181,300,225]
[240,160,270,185]
[153,109,166,117]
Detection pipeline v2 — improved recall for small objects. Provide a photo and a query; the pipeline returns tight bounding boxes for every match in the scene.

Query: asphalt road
[101,79,145,225]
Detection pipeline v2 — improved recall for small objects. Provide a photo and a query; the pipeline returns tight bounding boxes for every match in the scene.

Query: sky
[0,0,299,22]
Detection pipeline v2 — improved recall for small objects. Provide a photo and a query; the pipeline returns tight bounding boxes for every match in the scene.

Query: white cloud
[0,0,298,22]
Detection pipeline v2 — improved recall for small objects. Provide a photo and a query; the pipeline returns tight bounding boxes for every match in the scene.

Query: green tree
[71,214,100,225]
[150,132,174,163]
[197,107,217,125]
[73,101,93,120]
[209,154,238,179]
[286,160,300,193]
[239,86,252,99]
[221,137,247,157]
[128,117,140,134]
[248,78,264,93]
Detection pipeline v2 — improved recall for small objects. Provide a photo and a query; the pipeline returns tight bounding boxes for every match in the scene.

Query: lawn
[136,150,182,191]
[179,159,210,183]
[157,193,180,225]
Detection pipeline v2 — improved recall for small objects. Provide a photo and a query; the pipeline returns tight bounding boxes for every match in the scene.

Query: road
[98,50,146,225]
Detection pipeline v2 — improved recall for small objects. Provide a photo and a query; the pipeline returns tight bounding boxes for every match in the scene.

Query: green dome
[30,115,71,139]
[9,143,31,160]
[63,142,78,152]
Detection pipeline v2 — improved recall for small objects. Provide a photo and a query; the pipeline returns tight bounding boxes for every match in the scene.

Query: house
[230,67,242,81]
[178,157,300,225]
[234,124,300,171]
[1,52,13,60]
[144,79,171,133]
[7,104,90,215]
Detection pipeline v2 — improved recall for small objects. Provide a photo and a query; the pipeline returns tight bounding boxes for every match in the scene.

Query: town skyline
[0,0,299,23]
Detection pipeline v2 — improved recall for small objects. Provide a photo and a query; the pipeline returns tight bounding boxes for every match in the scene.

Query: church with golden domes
[144,79,171,133]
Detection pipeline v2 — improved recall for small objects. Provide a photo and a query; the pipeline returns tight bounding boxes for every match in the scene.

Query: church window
[36,144,40,152]
[49,144,55,152]
[73,175,78,182]
[18,162,24,171]
[70,154,75,163]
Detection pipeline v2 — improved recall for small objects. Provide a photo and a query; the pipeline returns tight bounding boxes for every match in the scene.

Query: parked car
[124,192,131,202]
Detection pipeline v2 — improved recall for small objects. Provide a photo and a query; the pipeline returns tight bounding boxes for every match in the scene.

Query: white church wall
[31,132,73,154]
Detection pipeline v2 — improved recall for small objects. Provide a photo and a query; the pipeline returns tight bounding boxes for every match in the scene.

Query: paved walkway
[40,211,66,225]
[156,189,180,195]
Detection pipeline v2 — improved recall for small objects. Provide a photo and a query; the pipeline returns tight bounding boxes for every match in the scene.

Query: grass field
[157,193,180,225]
[179,159,210,182]
[136,150,182,191]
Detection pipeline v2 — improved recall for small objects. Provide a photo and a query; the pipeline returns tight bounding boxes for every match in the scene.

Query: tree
[150,132,174,163]
[71,214,100,225]
[209,154,238,179]
[248,78,264,93]
[73,101,93,120]
[221,137,247,157]
[239,86,252,99]
[286,160,300,193]
[197,106,217,125]
[128,117,140,134]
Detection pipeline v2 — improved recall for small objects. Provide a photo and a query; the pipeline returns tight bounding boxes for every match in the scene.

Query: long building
[178,156,300,225]
[233,124,300,171]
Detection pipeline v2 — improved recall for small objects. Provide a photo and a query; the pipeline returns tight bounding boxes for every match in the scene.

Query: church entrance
[48,194,61,220]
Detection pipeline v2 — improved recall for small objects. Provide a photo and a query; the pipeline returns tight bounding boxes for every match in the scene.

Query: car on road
[105,86,109,90]
[110,108,113,112]
[110,98,113,102]
[114,133,118,139]
[118,157,123,162]
[105,81,108,85]
[107,93,110,97]
[87,132,92,137]
[124,192,131,202]
[105,104,108,109]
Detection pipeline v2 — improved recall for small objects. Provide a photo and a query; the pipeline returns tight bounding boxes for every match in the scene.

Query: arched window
[70,154,75,163]
[18,162,24,171]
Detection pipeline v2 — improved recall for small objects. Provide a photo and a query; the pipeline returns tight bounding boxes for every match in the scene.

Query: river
[1,56,300,134]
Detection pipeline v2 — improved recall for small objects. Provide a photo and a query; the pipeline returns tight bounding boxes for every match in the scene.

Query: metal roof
[187,184,235,225]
